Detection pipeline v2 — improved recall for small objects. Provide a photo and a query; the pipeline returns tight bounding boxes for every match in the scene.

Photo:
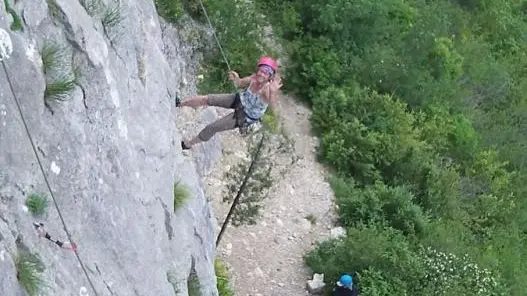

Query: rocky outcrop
[0,1,221,295]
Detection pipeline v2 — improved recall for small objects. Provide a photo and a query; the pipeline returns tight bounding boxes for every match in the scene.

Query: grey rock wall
[0,0,221,295]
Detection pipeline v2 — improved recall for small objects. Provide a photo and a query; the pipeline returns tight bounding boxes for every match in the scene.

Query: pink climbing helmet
[257,56,278,73]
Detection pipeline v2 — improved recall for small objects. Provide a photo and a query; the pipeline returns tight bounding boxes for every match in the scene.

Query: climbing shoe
[175,94,181,107]
[181,141,191,150]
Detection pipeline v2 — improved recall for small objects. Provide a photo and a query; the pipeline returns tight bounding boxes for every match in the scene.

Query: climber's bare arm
[238,75,253,88]
[264,81,281,118]
[267,75,283,116]
[229,72,253,89]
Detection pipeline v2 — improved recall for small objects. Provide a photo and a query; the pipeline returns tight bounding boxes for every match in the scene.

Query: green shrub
[330,177,428,237]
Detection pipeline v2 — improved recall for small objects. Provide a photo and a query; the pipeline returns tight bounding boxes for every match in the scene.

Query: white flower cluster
[420,246,500,295]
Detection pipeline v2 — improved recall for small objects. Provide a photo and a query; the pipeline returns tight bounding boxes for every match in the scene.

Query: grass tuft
[40,40,76,105]
[46,0,60,19]
[25,193,48,216]
[40,41,65,75]
[4,0,23,31]
[102,2,123,41]
[16,250,46,296]
[214,259,234,296]
[173,181,191,211]
[44,77,76,102]
[80,0,103,16]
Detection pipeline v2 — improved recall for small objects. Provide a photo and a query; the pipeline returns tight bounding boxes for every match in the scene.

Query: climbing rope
[196,0,232,74]
[1,60,100,296]
[196,0,243,92]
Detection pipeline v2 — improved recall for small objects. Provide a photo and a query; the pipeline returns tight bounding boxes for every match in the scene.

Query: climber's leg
[182,111,238,149]
[176,93,238,109]
[177,95,208,108]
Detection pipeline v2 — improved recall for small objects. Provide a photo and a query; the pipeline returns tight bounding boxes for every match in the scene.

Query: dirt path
[197,94,339,296]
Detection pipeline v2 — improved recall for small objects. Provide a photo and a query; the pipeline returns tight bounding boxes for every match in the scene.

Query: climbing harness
[33,222,78,251]
[231,92,263,136]
[1,37,100,295]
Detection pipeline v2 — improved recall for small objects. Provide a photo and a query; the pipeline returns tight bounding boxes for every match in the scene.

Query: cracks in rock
[0,214,8,224]
[94,263,101,275]
[135,48,146,87]
[14,184,26,196]
[193,227,204,245]
[157,197,174,240]
[107,39,126,66]
[94,262,118,296]
[103,279,117,296]
[44,101,55,116]
[139,199,155,207]
[71,51,88,111]
[77,82,88,109]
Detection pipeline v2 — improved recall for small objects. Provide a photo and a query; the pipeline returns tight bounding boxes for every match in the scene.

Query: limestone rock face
[0,1,221,295]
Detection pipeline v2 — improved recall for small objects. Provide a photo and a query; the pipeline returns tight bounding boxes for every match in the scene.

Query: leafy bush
[331,177,428,237]
[418,246,508,296]
[312,85,428,185]
[305,226,427,295]
[306,226,509,296]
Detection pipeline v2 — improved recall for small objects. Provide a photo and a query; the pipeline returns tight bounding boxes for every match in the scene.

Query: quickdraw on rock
[33,222,77,252]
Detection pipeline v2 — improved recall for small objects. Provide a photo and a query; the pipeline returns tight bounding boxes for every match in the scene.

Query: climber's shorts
[207,93,240,109]
[198,93,245,141]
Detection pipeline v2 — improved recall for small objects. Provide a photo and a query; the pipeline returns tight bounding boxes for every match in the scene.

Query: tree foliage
[187,0,527,293]
[249,0,527,294]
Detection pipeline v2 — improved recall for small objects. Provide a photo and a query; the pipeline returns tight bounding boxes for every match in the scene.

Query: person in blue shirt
[333,274,359,296]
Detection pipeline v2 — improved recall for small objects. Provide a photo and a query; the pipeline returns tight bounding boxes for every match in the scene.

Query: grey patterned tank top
[240,81,268,123]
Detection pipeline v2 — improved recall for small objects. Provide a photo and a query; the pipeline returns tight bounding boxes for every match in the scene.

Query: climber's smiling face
[255,65,273,84]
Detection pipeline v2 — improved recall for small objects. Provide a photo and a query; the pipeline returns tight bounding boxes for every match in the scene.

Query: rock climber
[33,222,77,251]
[332,274,360,296]
[175,56,283,150]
